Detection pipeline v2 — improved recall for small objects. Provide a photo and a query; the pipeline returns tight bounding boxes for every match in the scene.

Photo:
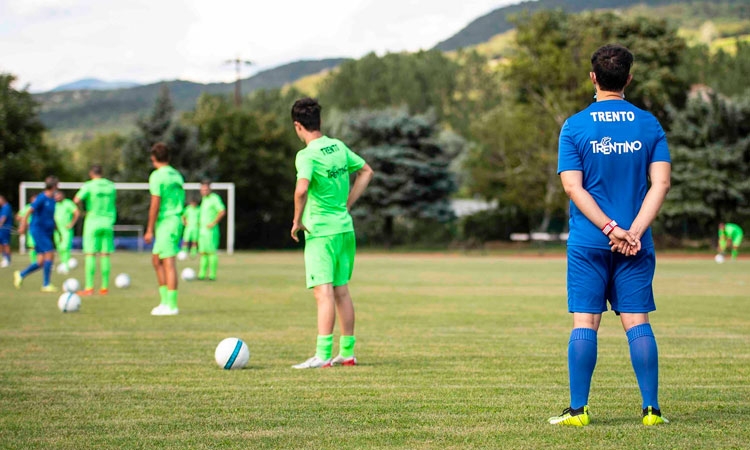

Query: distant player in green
[181,197,200,258]
[289,98,374,369]
[718,222,743,261]
[54,190,80,274]
[16,195,37,263]
[198,180,226,281]
[145,142,185,316]
[74,165,117,295]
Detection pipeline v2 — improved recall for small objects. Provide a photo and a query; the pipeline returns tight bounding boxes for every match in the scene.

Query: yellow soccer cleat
[40,285,59,293]
[549,406,590,426]
[13,271,23,289]
[642,406,669,426]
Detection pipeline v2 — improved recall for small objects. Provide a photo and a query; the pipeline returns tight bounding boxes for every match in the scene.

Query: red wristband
[601,220,618,236]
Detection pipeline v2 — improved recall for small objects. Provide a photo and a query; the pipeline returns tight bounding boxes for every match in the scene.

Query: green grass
[1,252,749,449]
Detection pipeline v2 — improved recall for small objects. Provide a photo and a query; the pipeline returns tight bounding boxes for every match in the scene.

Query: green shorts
[183,226,198,243]
[83,223,114,254]
[153,216,182,259]
[198,226,220,253]
[26,232,35,248]
[304,231,356,289]
[55,227,73,251]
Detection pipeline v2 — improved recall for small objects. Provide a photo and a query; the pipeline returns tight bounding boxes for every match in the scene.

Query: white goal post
[18,181,236,255]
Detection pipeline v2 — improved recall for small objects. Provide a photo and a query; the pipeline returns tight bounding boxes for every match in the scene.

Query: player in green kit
[54,191,80,274]
[289,98,374,369]
[145,142,185,316]
[718,222,744,261]
[74,165,117,295]
[197,180,225,281]
[16,195,37,263]
[181,197,200,258]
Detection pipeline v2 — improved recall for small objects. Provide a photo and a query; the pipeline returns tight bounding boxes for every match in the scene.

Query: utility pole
[224,57,253,107]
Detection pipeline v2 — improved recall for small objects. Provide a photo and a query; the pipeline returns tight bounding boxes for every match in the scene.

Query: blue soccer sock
[568,327,598,409]
[43,260,53,286]
[627,323,659,410]
[20,262,41,278]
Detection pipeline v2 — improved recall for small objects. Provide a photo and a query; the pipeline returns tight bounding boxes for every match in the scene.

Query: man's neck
[153,162,169,169]
[304,131,324,145]
[596,89,624,101]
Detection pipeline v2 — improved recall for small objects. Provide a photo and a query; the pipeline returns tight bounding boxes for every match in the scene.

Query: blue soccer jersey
[0,203,12,230]
[29,193,57,233]
[558,100,670,250]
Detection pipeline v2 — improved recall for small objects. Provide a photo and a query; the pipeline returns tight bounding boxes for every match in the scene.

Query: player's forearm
[146,198,160,233]
[293,191,307,224]
[629,183,670,240]
[212,210,226,227]
[347,164,374,210]
[566,185,612,230]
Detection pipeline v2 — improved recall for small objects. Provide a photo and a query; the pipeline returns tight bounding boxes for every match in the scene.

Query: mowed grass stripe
[1,252,748,449]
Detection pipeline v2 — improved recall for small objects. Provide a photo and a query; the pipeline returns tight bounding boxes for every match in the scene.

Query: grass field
[1,251,749,449]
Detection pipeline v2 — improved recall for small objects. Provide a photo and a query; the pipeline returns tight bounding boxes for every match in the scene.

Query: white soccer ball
[177,251,188,261]
[715,254,725,264]
[181,267,196,281]
[115,273,131,288]
[56,263,69,275]
[63,278,80,293]
[58,292,81,313]
[67,257,78,269]
[214,337,250,370]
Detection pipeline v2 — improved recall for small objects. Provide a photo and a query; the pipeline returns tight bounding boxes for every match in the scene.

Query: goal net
[18,181,236,254]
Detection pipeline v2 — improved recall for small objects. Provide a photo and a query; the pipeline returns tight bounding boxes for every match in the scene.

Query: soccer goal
[18,181,236,254]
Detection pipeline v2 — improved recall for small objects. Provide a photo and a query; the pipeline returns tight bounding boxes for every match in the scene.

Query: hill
[434,0,748,51]
[35,58,348,140]
[51,78,141,92]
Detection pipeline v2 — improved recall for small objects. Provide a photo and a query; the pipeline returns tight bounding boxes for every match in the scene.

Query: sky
[0,0,521,93]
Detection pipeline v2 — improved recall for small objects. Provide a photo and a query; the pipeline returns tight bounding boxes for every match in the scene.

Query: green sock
[167,290,178,309]
[199,255,208,279]
[60,250,70,267]
[189,245,198,257]
[100,256,111,289]
[85,255,96,290]
[316,334,334,361]
[159,286,168,305]
[731,249,738,260]
[340,335,356,358]
[29,250,36,263]
[208,254,218,279]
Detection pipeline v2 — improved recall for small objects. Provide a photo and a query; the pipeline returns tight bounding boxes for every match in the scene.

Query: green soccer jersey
[149,166,185,220]
[199,193,225,228]
[720,223,744,240]
[54,198,77,228]
[18,204,32,227]
[295,135,366,238]
[183,204,200,229]
[75,178,117,227]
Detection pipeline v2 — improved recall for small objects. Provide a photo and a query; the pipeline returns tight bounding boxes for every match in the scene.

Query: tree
[0,73,68,206]
[333,108,462,245]
[187,94,298,248]
[71,133,127,180]
[661,89,750,238]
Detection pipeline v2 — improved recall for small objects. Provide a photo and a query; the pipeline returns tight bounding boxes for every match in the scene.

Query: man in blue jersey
[0,195,13,267]
[548,44,671,427]
[14,176,60,292]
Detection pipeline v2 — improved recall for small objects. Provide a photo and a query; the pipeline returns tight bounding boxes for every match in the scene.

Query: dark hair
[45,176,59,190]
[291,98,322,131]
[200,179,212,186]
[591,44,633,92]
[151,142,170,163]
[90,164,103,176]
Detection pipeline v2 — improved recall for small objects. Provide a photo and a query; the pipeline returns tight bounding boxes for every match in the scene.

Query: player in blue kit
[0,195,13,268]
[14,176,60,292]
[548,44,671,427]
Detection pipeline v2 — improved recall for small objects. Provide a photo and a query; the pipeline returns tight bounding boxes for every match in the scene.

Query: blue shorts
[567,245,656,314]
[30,228,55,253]
[0,229,9,245]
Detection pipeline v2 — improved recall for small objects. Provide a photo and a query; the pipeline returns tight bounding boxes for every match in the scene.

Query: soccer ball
[214,338,250,370]
[63,278,80,293]
[115,273,131,288]
[58,292,81,313]
[177,250,188,261]
[181,267,196,281]
[67,257,78,270]
[715,254,725,264]
[56,263,69,275]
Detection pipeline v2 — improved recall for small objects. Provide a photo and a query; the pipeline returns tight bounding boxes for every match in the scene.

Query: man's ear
[589,72,597,85]
[624,73,633,88]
